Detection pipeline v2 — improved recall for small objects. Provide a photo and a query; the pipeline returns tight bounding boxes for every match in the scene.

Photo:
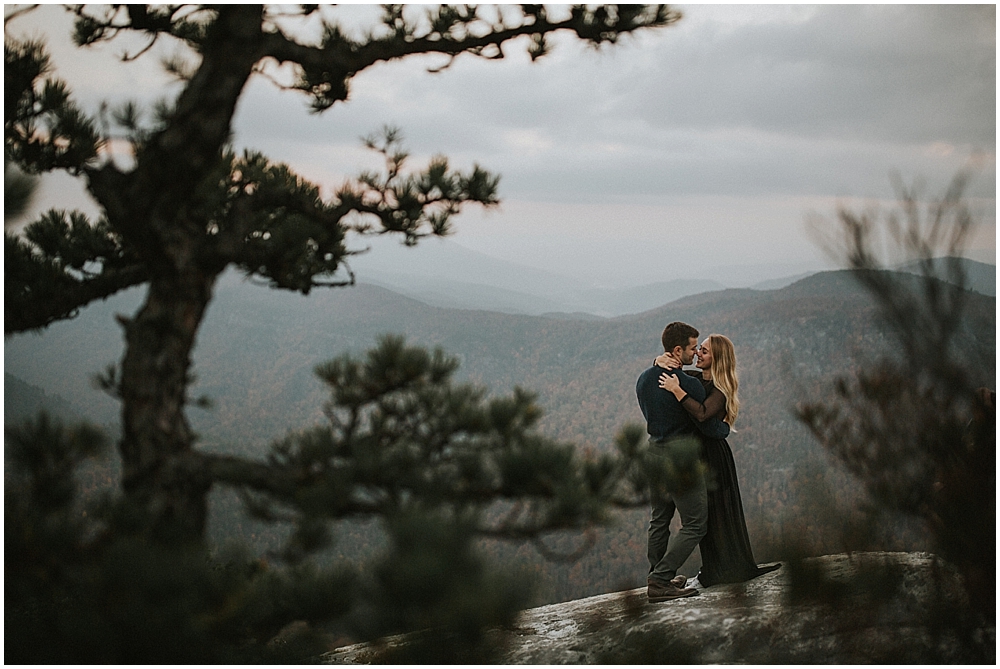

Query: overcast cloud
[10,4,995,287]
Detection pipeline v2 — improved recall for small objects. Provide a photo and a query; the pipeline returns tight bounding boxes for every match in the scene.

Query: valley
[6,263,994,605]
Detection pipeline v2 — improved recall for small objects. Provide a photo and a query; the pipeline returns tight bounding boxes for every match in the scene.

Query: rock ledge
[324,552,994,664]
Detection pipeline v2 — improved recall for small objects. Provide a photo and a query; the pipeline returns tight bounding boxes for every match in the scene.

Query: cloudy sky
[10,4,996,288]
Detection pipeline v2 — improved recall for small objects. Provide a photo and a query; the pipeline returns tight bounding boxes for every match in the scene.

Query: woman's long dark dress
[681,373,778,586]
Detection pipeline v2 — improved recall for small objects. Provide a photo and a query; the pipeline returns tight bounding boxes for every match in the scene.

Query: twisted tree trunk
[105,5,265,539]
[118,270,219,538]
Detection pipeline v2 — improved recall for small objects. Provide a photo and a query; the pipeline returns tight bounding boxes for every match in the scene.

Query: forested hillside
[5,373,80,424]
[5,268,994,605]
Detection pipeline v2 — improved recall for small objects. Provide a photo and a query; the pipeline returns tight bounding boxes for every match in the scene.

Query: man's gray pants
[647,456,708,586]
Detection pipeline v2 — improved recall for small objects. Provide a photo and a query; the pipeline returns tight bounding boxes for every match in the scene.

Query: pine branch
[5,39,102,174]
[5,211,149,333]
[215,336,652,540]
[261,5,680,111]
[190,452,302,498]
[70,4,213,49]
[78,7,265,263]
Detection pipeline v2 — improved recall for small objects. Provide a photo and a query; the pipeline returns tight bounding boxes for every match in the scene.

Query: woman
[655,334,778,587]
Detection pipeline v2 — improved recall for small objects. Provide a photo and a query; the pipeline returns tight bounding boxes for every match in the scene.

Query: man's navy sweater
[636,365,707,441]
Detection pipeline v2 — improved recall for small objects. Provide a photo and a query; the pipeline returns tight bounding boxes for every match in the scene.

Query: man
[635,321,729,602]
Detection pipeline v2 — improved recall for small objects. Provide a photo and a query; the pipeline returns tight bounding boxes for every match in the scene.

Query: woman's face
[695,339,713,369]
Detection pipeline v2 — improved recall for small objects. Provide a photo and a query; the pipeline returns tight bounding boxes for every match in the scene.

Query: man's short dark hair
[661,321,699,353]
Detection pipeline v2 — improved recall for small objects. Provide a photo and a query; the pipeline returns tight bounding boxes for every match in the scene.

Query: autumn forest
[7,264,994,606]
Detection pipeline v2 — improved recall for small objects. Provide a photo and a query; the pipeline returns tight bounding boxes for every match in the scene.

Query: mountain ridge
[6,266,992,457]
[345,238,994,314]
[4,372,81,424]
[895,256,995,296]
[5,265,993,606]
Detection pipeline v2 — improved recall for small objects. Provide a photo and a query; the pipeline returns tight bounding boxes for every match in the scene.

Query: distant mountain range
[895,256,995,296]
[349,238,729,317]
[5,373,80,424]
[7,265,993,463]
[347,239,994,315]
[365,273,730,319]
[5,263,994,604]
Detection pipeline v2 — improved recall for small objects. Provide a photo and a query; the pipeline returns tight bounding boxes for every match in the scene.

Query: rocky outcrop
[323,552,994,664]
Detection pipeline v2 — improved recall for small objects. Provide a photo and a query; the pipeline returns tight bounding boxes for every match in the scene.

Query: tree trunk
[106,6,266,541]
[118,269,219,540]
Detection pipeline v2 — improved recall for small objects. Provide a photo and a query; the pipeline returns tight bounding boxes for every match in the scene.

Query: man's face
[676,336,698,365]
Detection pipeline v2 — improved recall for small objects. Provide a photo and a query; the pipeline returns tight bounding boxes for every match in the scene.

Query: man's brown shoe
[647,580,697,603]
[669,575,687,588]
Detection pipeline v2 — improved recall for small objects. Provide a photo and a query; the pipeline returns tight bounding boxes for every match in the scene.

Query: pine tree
[4,158,37,223]
[796,174,995,624]
[5,2,678,539]
[5,5,679,661]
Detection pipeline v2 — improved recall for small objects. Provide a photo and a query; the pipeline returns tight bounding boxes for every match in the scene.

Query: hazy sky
[9,4,996,288]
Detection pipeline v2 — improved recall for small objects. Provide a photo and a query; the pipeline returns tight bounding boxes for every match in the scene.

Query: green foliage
[299,5,681,111]
[4,158,38,222]
[6,412,108,511]
[349,126,501,244]
[785,552,906,607]
[3,5,687,660]
[4,38,100,173]
[777,552,992,664]
[796,175,995,622]
[263,335,646,542]
[4,336,664,662]
[10,260,994,605]
[3,32,503,329]
[360,512,532,663]
[71,5,214,51]
[5,413,337,663]
[642,435,705,496]
[5,209,146,332]
[222,150,353,293]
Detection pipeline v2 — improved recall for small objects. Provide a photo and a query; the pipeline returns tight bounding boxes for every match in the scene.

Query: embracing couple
[636,321,779,603]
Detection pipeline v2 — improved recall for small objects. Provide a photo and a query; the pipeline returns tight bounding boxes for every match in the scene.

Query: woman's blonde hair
[707,334,740,427]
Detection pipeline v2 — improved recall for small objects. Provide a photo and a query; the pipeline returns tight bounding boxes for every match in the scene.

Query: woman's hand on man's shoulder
[653,353,679,369]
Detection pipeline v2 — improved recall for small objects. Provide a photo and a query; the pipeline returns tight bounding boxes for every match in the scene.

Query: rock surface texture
[323,552,994,664]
